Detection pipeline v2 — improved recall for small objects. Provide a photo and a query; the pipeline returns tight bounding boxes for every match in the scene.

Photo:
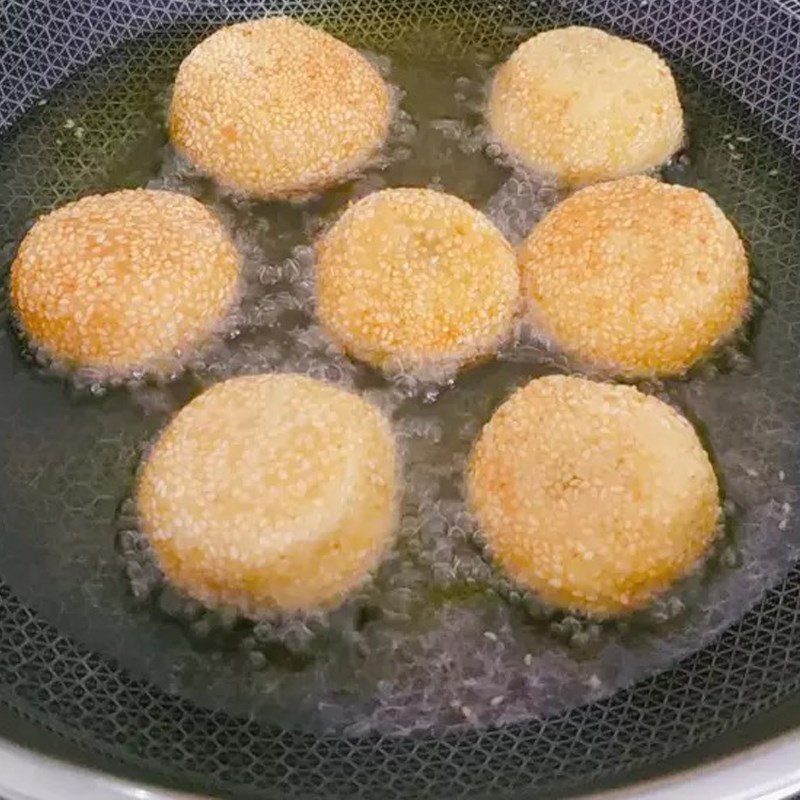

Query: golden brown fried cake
[315,187,519,374]
[169,16,392,198]
[519,176,749,376]
[11,189,239,373]
[468,375,721,616]
[137,373,398,614]
[488,26,684,185]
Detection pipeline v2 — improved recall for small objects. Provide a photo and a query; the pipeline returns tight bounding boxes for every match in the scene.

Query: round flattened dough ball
[488,26,684,185]
[519,176,749,376]
[169,16,392,198]
[10,189,240,373]
[137,373,398,614]
[468,375,720,616]
[315,188,520,373]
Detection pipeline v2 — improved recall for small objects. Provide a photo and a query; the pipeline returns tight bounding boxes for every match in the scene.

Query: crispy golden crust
[468,375,720,616]
[137,374,398,614]
[315,187,520,373]
[169,16,392,198]
[10,189,240,372]
[519,176,749,376]
[488,26,684,185]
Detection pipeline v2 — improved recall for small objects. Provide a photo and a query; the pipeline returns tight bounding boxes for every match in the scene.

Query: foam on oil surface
[0,24,799,735]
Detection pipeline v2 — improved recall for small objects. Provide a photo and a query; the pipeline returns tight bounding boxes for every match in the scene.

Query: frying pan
[3,0,800,798]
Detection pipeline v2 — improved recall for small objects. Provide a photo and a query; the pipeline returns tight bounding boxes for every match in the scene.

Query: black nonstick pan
[2,0,800,798]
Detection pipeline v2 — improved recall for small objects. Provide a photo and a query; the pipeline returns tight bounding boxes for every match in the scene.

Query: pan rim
[3,1,800,797]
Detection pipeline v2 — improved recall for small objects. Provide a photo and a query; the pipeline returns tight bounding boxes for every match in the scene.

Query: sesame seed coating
[468,375,720,616]
[10,189,240,373]
[169,16,392,198]
[136,373,398,614]
[519,176,749,376]
[315,188,520,373]
[488,26,684,185]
